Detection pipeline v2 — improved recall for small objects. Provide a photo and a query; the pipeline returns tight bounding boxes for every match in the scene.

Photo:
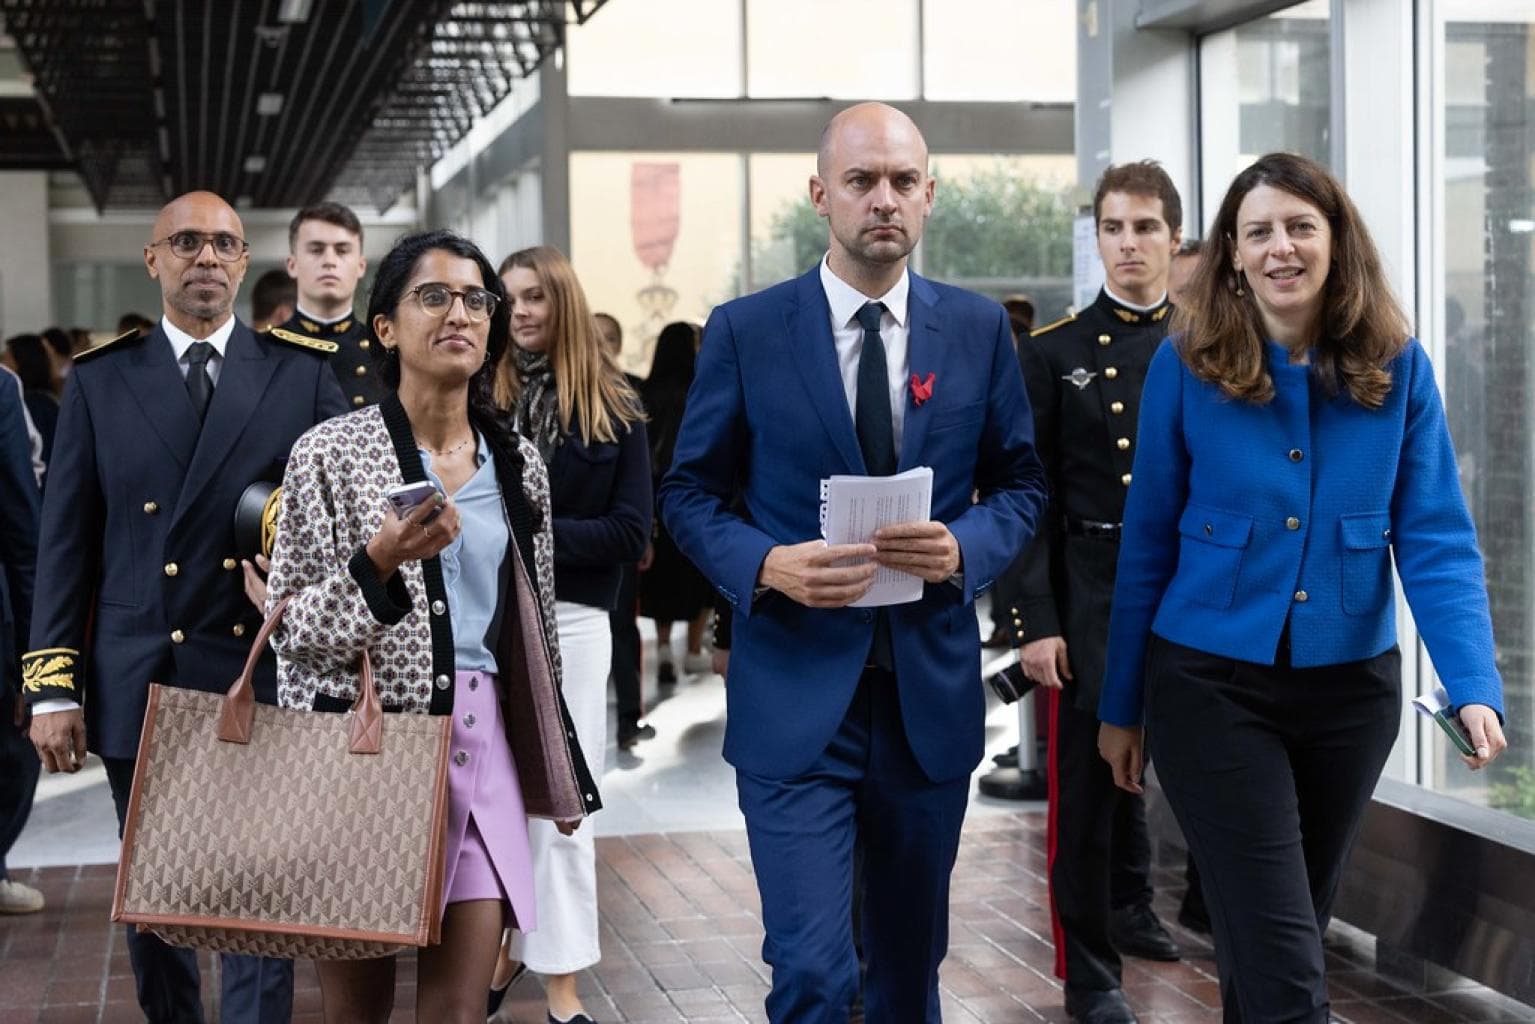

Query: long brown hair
[1172,152,1409,409]
[495,246,641,445]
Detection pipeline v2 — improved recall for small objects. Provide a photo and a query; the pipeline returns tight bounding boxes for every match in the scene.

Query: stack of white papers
[819,466,933,607]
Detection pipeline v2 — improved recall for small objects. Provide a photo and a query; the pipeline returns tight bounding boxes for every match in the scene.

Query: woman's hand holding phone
[367,487,460,580]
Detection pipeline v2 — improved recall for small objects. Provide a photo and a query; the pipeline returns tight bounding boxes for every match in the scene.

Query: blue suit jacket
[660,266,1047,783]
[0,381,39,704]
[1100,338,1502,727]
[24,322,348,757]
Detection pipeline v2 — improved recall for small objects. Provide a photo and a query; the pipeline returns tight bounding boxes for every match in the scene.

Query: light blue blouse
[421,433,509,673]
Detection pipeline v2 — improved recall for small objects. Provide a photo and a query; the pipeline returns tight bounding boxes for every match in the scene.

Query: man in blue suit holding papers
[661,102,1047,1023]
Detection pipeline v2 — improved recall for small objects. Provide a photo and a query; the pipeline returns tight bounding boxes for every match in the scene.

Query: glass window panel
[922,0,1076,102]
[566,0,742,98]
[1199,0,1331,226]
[569,152,744,375]
[748,154,821,293]
[746,0,918,99]
[1433,7,1535,815]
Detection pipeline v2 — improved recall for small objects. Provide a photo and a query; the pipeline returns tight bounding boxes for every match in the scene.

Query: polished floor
[3,618,1530,1022]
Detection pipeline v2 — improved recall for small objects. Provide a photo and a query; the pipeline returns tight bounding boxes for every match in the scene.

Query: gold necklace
[417,434,474,457]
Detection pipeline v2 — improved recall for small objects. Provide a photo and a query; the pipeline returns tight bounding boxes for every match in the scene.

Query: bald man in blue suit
[661,103,1047,1023]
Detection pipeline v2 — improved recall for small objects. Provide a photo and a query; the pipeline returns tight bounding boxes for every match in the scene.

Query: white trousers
[510,599,610,974]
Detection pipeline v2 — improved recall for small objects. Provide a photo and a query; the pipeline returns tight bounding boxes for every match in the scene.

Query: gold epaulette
[73,328,145,364]
[1030,313,1077,338]
[22,647,80,696]
[269,327,339,355]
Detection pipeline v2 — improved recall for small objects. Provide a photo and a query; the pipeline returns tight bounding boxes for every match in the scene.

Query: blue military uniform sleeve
[0,381,39,700]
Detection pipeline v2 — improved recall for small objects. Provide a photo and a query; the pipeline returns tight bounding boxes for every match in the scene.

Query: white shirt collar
[1103,284,1168,314]
[160,314,236,363]
[819,255,910,329]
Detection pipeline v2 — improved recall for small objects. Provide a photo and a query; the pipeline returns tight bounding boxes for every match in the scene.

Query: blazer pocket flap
[927,399,986,431]
[1177,503,1254,549]
[1340,512,1392,550]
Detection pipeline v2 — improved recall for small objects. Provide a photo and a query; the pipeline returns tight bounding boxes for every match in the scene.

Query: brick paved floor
[2,812,1529,1023]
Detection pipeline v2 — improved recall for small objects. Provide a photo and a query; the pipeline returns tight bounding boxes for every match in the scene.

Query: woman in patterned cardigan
[264,229,600,1023]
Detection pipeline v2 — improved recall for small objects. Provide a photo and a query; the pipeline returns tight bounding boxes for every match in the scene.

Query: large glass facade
[1432,3,1535,814]
[1198,0,1332,229]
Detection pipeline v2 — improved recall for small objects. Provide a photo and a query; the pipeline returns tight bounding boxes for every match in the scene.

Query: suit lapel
[173,323,276,525]
[899,274,946,469]
[117,326,199,471]
[787,270,865,473]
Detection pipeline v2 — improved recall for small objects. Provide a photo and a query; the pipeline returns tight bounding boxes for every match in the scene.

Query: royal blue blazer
[1099,337,1502,728]
[660,267,1047,783]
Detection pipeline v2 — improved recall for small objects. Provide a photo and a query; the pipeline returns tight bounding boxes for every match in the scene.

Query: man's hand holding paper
[759,539,878,608]
[871,520,959,583]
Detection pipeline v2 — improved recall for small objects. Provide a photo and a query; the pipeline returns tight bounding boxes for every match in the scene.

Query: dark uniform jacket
[0,382,39,706]
[277,309,385,410]
[1013,288,1172,712]
[21,321,348,758]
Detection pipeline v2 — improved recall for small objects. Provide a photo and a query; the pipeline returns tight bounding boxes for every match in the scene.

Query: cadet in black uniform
[276,201,384,410]
[25,191,347,1024]
[1014,162,1184,1024]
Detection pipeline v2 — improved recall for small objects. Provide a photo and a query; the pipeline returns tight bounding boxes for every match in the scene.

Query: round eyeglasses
[407,283,499,323]
[151,231,249,262]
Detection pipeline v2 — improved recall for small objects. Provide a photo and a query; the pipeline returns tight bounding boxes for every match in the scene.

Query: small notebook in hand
[1411,683,1476,757]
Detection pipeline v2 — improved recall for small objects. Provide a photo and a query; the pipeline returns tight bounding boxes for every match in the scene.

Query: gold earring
[1234,272,1245,298]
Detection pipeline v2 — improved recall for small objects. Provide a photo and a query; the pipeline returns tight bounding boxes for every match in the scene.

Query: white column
[0,172,52,336]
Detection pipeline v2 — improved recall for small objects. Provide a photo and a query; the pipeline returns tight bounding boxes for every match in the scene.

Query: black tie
[854,302,896,476]
[852,301,895,670]
[185,341,215,423]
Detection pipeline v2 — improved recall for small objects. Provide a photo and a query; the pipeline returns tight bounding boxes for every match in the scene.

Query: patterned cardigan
[264,392,599,822]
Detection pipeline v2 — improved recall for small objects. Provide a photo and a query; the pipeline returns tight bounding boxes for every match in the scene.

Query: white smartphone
[385,481,443,523]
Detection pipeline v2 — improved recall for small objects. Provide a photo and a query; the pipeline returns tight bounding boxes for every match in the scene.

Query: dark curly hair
[367,229,511,437]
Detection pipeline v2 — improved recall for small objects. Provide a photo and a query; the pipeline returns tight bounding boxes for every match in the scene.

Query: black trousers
[610,561,643,727]
[1145,635,1400,1024]
[0,692,39,881]
[1047,685,1153,992]
[103,756,294,1024]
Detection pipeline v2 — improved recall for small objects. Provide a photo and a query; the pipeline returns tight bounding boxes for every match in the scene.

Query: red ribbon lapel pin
[910,372,935,407]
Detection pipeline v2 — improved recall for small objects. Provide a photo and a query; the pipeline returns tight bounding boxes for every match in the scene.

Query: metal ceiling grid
[0,0,608,211]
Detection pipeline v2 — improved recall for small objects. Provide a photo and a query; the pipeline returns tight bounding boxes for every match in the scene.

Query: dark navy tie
[185,341,215,423]
[854,302,896,476]
[852,301,895,670]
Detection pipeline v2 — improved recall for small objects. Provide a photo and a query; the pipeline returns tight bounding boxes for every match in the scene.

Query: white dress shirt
[819,255,910,454]
[161,314,236,385]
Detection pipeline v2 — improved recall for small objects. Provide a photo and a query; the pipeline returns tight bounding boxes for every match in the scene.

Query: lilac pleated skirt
[441,669,536,932]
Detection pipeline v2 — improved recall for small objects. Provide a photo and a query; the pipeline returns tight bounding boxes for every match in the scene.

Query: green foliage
[751,165,1074,289]
[1488,763,1535,820]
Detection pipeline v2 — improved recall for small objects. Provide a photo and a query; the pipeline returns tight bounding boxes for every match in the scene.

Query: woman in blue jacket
[1097,152,1507,1021]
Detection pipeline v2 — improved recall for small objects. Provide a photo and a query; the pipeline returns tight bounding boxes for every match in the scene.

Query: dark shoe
[486,961,527,1016]
[978,766,1048,801]
[991,744,1020,767]
[617,720,656,750]
[1177,890,1211,935]
[657,661,677,686]
[1064,986,1138,1023]
[1110,902,1180,962]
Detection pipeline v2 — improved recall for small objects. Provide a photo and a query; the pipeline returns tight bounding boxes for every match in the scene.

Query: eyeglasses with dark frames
[406,283,499,323]
[150,231,249,262]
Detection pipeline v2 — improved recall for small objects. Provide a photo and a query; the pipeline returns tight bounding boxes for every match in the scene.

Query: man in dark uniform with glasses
[24,190,346,1024]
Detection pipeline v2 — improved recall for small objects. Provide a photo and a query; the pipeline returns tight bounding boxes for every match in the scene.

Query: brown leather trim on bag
[112,682,164,927]
[422,718,451,945]
[121,911,433,946]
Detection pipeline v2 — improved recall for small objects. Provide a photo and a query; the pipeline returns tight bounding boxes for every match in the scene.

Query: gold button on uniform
[352,396,366,407]
[1111,401,1124,414]
[232,623,246,637]
[1098,333,1111,346]
[1294,590,1309,603]
[170,629,185,644]
[1121,473,1132,486]
[359,339,370,350]
[354,365,367,377]
[223,558,237,570]
[1104,367,1119,379]
[164,562,179,577]
[1116,437,1130,450]
[1286,517,1301,530]
[143,501,159,515]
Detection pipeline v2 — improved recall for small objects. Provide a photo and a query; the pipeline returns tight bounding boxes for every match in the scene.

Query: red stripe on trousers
[1046,685,1067,980]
